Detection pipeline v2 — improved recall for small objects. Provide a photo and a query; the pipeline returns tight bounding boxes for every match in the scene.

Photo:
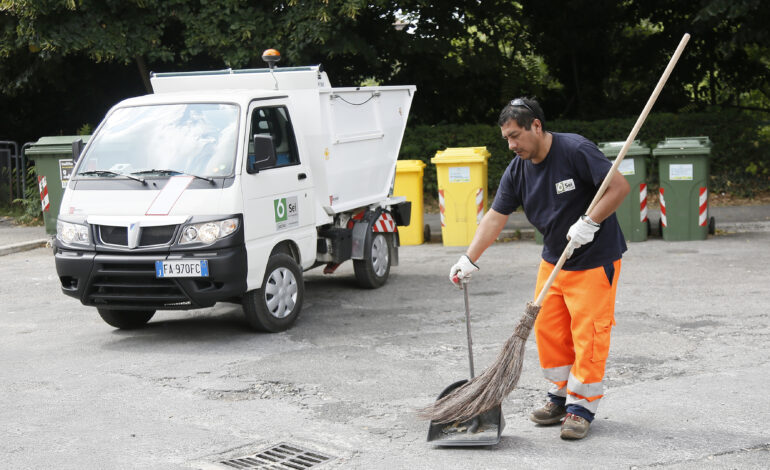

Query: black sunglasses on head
[510,98,534,114]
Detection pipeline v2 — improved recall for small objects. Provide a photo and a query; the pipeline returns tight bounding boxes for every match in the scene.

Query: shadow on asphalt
[98,307,260,349]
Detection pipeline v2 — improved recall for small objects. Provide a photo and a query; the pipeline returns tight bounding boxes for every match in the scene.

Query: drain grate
[218,443,334,469]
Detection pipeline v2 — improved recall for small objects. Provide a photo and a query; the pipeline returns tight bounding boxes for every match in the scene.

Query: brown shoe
[560,413,590,439]
[529,401,567,425]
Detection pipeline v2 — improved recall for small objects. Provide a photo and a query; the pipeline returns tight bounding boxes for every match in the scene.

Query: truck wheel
[354,232,391,289]
[97,308,155,329]
[243,253,304,332]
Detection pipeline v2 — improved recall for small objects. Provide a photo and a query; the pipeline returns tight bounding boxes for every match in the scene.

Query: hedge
[399,111,770,198]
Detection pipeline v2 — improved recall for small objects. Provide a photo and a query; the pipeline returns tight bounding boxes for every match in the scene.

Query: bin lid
[652,136,712,156]
[598,140,649,158]
[396,160,427,172]
[430,146,490,164]
[25,135,91,156]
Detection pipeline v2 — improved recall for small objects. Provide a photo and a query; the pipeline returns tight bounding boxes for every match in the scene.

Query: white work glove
[565,215,601,259]
[449,255,479,287]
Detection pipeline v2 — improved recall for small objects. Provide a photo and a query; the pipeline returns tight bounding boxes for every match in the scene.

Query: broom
[419,33,691,424]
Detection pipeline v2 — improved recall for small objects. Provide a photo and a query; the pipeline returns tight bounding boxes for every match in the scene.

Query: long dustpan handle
[532,33,691,308]
[461,279,475,379]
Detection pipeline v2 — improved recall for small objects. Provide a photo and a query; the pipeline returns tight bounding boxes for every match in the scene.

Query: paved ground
[0,216,49,254]
[1,212,769,469]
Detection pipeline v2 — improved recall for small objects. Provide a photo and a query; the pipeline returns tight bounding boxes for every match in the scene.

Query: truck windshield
[77,103,239,178]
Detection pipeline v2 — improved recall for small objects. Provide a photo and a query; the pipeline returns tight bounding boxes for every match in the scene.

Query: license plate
[155,260,209,278]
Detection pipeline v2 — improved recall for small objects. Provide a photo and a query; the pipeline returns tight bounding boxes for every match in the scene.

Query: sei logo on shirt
[555,179,575,195]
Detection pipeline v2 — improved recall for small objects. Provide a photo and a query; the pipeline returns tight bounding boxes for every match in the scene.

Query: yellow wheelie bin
[393,160,426,245]
[431,147,490,246]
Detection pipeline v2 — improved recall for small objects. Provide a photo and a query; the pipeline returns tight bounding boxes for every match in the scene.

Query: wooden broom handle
[533,33,691,307]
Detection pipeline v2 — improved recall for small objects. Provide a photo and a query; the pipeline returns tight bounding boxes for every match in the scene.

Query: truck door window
[249,106,299,167]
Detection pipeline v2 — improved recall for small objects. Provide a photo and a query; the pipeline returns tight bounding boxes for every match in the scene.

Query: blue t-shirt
[491,132,627,270]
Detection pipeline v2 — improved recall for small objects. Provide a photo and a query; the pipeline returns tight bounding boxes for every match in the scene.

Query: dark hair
[497,97,546,131]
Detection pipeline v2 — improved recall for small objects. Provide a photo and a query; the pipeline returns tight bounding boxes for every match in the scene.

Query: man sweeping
[449,97,630,440]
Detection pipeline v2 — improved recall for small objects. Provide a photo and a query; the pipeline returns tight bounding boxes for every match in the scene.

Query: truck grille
[98,225,177,247]
[87,260,191,309]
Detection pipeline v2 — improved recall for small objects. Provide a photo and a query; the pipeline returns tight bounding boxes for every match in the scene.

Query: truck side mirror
[247,134,277,174]
[72,138,84,163]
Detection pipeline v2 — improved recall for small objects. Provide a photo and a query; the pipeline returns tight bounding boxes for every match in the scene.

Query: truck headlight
[57,221,90,245]
[180,217,239,245]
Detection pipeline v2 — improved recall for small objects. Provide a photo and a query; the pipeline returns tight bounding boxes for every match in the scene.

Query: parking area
[2,225,770,469]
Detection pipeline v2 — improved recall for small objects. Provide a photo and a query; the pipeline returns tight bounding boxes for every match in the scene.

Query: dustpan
[427,279,505,446]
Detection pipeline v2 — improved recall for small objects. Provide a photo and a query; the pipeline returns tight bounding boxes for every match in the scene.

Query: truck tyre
[243,253,304,332]
[97,308,155,329]
[354,231,391,289]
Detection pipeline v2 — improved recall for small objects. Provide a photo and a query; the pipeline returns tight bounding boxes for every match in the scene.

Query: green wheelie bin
[653,137,714,241]
[598,140,651,242]
[26,136,90,235]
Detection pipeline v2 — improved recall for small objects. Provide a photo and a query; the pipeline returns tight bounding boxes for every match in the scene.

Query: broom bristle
[417,302,540,424]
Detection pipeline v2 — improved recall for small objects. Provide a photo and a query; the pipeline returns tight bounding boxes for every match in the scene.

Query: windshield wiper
[131,169,216,185]
[78,170,146,184]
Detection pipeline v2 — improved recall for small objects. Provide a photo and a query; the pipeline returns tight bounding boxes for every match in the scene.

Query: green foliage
[630,0,770,112]
[399,123,507,196]
[400,111,770,198]
[11,167,43,225]
[77,123,92,135]
[515,0,770,119]
[0,0,538,129]
[0,0,413,141]
[0,0,394,91]
[1,0,768,158]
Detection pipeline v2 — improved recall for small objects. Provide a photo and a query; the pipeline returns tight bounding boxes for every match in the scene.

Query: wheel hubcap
[371,234,389,277]
[264,267,298,319]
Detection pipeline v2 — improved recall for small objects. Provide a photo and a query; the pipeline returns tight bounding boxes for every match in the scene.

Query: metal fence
[0,141,27,205]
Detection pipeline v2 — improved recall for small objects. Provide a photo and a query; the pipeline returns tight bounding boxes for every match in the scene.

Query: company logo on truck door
[274,196,299,230]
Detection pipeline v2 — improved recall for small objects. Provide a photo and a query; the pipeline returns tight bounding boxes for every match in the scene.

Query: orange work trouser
[533,259,621,414]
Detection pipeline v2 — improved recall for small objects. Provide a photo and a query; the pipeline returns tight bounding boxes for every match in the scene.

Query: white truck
[53,58,416,332]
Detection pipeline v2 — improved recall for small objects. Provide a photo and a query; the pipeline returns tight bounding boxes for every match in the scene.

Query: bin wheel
[646,219,651,236]
[658,218,663,237]
[708,216,716,235]
[243,253,304,333]
[354,232,391,289]
[423,224,431,243]
[97,308,155,329]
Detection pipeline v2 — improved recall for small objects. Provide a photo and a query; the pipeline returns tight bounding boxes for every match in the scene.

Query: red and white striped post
[38,175,50,212]
[475,188,484,225]
[698,187,708,227]
[659,187,667,228]
[438,189,446,227]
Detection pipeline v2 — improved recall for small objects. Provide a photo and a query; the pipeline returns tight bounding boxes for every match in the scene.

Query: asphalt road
[2,228,769,469]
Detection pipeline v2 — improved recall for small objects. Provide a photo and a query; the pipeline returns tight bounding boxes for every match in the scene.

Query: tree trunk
[135,55,152,94]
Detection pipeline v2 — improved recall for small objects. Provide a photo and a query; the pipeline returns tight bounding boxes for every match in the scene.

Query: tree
[1,0,354,93]
[1,0,542,133]
[0,0,404,141]
[631,0,770,111]
[517,0,770,119]
[3,0,766,145]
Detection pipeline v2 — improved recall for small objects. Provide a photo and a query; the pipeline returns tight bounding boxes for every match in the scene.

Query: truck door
[241,103,316,285]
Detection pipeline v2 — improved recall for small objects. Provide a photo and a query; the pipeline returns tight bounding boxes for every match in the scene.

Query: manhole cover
[217,443,334,469]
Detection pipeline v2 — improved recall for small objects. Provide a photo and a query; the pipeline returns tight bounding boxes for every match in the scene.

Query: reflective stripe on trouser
[534,259,621,414]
